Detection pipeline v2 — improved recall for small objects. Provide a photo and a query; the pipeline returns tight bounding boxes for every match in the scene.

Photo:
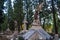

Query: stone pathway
[59,38,60,40]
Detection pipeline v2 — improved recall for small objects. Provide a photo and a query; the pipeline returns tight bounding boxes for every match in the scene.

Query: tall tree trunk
[26,23,29,30]
[21,24,23,30]
[51,0,58,34]
[0,25,2,32]
[18,23,20,33]
[43,19,45,29]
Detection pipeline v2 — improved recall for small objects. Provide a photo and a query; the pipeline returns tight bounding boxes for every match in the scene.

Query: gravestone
[4,28,12,35]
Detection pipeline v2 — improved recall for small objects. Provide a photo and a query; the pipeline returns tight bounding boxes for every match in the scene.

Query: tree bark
[43,19,45,29]
[51,0,58,34]
[18,23,20,33]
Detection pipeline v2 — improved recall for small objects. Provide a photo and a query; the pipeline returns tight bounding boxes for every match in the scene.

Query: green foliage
[7,0,13,20]
[14,0,24,23]
[0,0,5,24]
[18,37,24,40]
[57,0,60,8]
[26,0,34,30]
[1,22,7,31]
[57,18,60,33]
[7,0,15,31]
[1,14,8,31]
[0,0,4,9]
[9,20,15,31]
[0,0,5,31]
[27,9,33,24]
[14,0,24,31]
[0,10,4,24]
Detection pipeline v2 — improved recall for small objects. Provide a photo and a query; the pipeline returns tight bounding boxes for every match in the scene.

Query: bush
[9,20,15,31]
[18,36,24,40]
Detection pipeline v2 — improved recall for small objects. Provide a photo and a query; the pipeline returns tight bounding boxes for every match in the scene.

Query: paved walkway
[59,38,60,40]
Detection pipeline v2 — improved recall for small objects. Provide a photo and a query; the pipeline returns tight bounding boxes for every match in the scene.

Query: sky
[3,0,14,13]
[4,0,14,8]
[11,0,14,7]
[3,0,60,19]
[4,0,50,13]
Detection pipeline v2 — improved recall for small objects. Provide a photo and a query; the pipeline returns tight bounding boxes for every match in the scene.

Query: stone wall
[0,36,10,40]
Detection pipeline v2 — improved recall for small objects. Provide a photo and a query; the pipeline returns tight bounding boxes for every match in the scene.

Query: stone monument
[4,28,12,35]
[21,3,52,40]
